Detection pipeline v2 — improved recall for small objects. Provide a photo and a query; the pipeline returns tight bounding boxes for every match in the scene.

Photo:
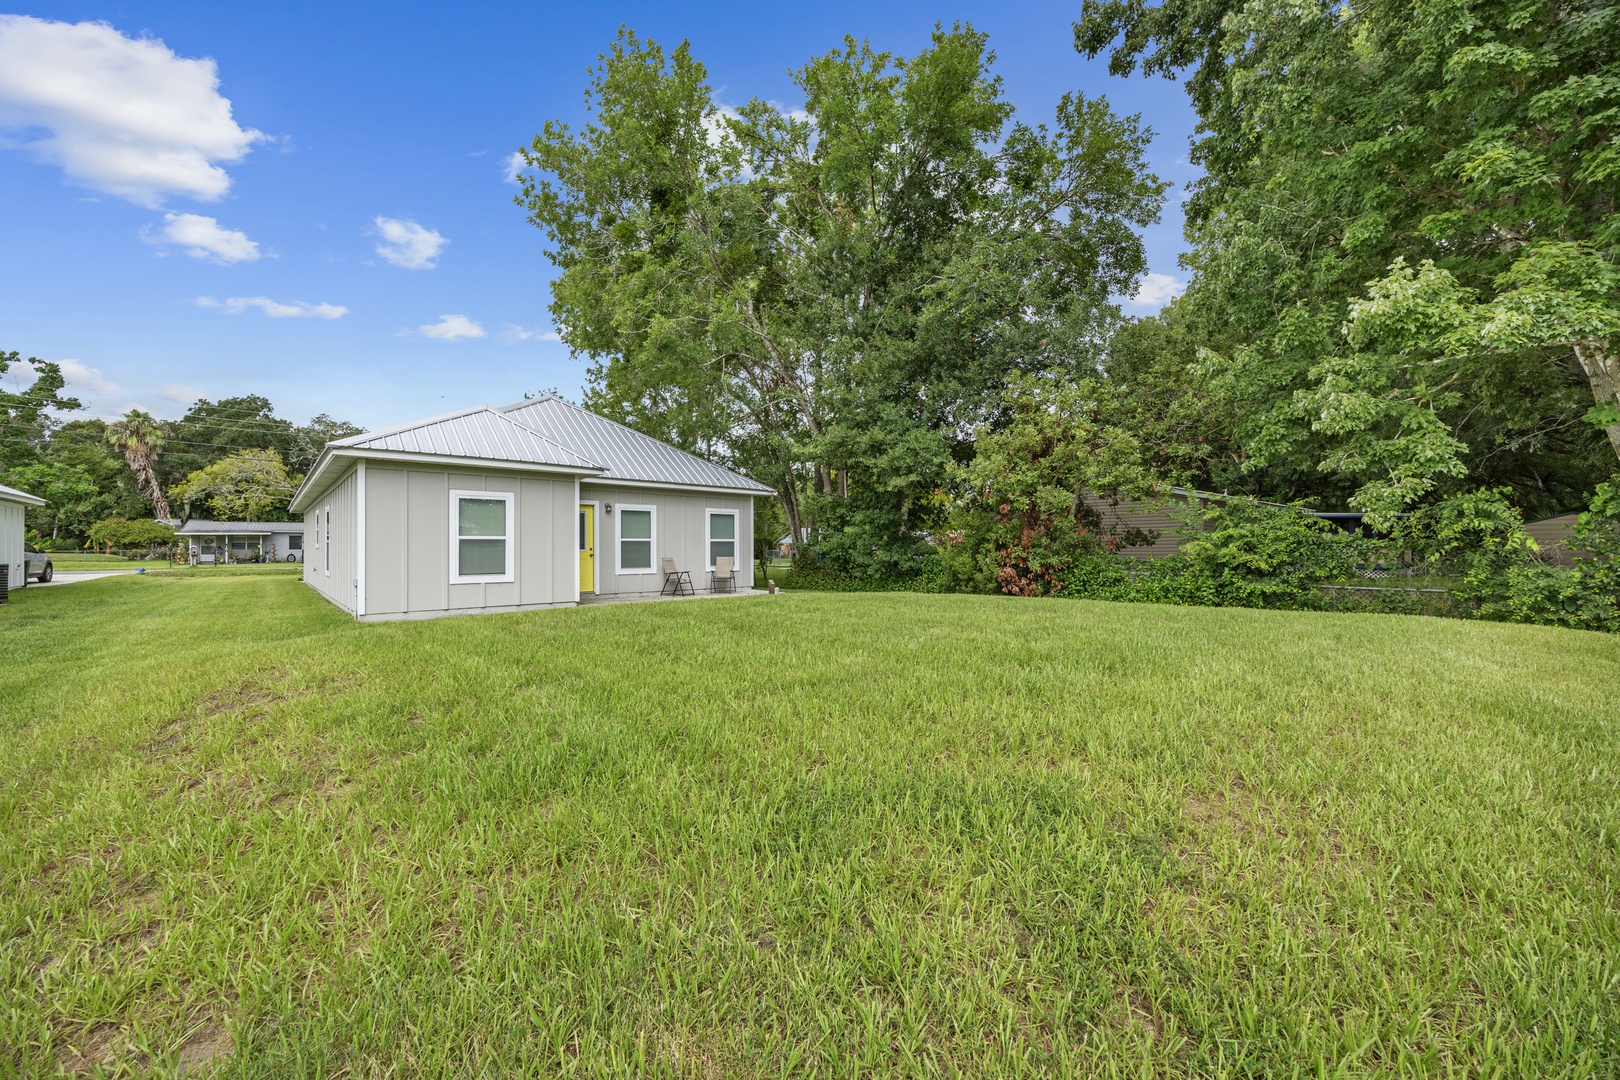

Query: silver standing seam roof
[176,520,304,536]
[329,405,602,469]
[498,396,773,493]
[291,399,771,511]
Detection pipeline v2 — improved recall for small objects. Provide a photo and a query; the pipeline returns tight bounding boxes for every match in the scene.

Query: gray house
[177,520,305,563]
[288,396,771,620]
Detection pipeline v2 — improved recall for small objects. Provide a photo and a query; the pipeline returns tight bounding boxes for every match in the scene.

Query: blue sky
[0,2,1196,431]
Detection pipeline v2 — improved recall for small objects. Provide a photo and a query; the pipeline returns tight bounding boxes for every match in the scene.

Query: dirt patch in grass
[176,1019,233,1076]
[57,1022,127,1076]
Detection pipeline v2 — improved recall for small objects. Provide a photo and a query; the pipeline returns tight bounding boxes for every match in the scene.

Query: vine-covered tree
[518,25,1168,570]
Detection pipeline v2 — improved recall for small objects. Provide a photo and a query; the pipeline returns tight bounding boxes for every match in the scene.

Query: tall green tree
[0,350,81,470]
[105,410,171,520]
[518,26,1167,564]
[288,414,365,474]
[159,395,295,487]
[1076,0,1619,523]
[168,449,299,522]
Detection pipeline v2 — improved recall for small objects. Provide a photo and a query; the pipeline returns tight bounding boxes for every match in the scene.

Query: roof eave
[289,447,606,513]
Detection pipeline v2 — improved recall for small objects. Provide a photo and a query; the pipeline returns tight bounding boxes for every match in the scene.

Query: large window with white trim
[323,506,331,574]
[706,509,738,570]
[450,490,515,583]
[617,505,655,573]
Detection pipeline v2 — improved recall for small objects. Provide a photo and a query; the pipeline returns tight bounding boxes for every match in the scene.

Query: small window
[707,509,738,570]
[324,507,331,573]
[450,490,514,583]
[617,506,654,573]
[289,534,303,550]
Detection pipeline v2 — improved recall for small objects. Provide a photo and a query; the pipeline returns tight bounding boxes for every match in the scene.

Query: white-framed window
[449,489,515,583]
[323,506,331,574]
[706,508,738,570]
[616,504,656,574]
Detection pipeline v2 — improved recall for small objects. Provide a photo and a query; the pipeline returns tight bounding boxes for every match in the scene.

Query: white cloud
[502,324,562,343]
[159,383,206,404]
[0,15,264,206]
[196,295,348,319]
[1128,272,1187,308]
[414,314,485,340]
[373,216,447,269]
[3,357,120,396]
[145,212,259,263]
[58,358,120,394]
[503,151,528,184]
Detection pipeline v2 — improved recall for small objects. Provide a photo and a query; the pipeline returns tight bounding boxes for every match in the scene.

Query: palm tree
[105,409,172,520]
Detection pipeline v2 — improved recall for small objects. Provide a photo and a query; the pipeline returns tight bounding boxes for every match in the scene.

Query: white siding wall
[0,501,24,587]
[582,484,754,596]
[302,466,359,613]
[360,464,577,620]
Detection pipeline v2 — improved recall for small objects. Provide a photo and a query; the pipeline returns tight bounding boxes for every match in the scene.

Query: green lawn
[2,576,1617,1077]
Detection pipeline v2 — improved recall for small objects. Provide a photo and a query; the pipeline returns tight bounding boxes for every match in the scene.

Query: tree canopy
[519,25,1168,565]
[169,449,300,522]
[1077,0,1619,524]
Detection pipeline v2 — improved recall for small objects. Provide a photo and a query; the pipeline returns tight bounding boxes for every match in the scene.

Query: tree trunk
[1573,338,1620,462]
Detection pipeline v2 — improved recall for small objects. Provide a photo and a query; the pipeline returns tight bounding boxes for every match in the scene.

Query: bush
[86,517,176,556]
[1056,498,1358,610]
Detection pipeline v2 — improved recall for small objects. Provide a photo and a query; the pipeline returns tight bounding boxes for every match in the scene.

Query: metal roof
[329,405,603,470]
[497,396,773,493]
[0,482,46,506]
[177,520,304,536]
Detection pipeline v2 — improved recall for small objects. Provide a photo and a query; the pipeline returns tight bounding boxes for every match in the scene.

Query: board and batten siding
[360,464,576,620]
[303,466,360,613]
[582,484,753,596]
[0,500,24,586]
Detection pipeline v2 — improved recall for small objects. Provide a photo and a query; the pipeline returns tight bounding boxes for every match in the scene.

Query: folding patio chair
[660,556,694,596]
[709,555,736,593]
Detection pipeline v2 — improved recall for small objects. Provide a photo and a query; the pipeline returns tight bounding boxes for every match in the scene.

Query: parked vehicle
[21,545,52,585]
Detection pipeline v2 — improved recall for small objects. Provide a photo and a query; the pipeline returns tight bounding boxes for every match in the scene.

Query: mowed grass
[1,576,1617,1077]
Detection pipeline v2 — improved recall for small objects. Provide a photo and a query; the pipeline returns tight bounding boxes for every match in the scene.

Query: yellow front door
[578,504,596,593]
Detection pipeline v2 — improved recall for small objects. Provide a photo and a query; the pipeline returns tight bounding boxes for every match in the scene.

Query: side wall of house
[303,465,359,613]
[1524,513,1579,567]
[0,501,24,586]
[581,484,753,596]
[361,464,577,619]
[1091,494,1190,561]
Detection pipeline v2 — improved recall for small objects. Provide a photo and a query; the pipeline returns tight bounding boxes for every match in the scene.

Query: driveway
[32,570,141,587]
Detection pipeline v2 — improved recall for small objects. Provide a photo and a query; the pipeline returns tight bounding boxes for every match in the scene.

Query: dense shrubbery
[781,484,1620,633]
[85,517,177,557]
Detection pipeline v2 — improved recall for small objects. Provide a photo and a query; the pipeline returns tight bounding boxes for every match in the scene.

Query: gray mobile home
[288,397,770,620]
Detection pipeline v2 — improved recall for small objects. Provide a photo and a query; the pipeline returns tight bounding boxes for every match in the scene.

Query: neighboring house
[1,482,47,588]
[1091,488,1326,560]
[288,397,772,620]
[1523,512,1581,567]
[178,520,305,563]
